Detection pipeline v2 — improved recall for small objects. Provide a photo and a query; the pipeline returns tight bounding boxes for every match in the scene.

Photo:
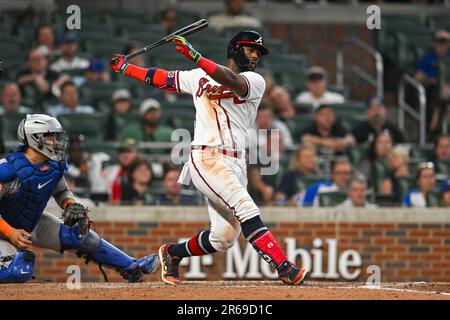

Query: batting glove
[110,54,129,73]
[172,35,202,63]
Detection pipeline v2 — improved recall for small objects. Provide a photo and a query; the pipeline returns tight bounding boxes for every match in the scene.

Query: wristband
[63,198,76,209]
[0,218,14,238]
[197,57,218,75]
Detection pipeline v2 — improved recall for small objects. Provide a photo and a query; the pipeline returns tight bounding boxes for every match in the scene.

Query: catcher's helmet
[17,114,68,162]
[227,30,269,71]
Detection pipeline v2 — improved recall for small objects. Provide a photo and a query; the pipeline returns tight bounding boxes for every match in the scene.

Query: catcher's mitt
[62,202,91,235]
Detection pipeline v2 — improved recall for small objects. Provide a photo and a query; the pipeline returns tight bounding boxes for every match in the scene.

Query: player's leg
[0,236,35,283]
[159,198,241,284]
[189,151,308,285]
[31,212,158,282]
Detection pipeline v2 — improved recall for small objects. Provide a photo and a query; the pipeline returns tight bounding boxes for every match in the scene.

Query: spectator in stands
[119,98,172,142]
[11,4,39,35]
[296,158,352,207]
[124,43,146,68]
[47,81,94,117]
[247,165,274,206]
[414,29,450,136]
[275,144,319,206]
[0,83,32,115]
[34,24,58,59]
[16,47,61,100]
[104,138,141,204]
[432,134,450,177]
[50,32,90,73]
[121,157,154,205]
[336,177,377,208]
[160,8,178,34]
[253,101,293,148]
[105,89,133,141]
[209,0,263,34]
[85,58,111,83]
[439,179,450,207]
[379,146,410,199]
[153,166,199,205]
[299,104,355,155]
[66,135,90,189]
[352,96,405,145]
[268,86,296,120]
[359,130,394,186]
[295,67,345,109]
[402,162,438,207]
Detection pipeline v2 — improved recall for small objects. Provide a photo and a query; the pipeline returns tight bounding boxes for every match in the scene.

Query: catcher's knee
[59,223,100,253]
[0,250,35,283]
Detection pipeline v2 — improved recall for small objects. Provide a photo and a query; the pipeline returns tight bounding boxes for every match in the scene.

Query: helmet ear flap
[17,118,28,145]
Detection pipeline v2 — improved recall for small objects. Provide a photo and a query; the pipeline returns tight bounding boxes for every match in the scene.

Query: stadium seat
[397,177,416,202]
[113,113,139,134]
[80,82,128,110]
[294,176,328,192]
[328,102,365,117]
[409,145,434,161]
[319,191,347,207]
[372,159,390,192]
[57,113,105,141]
[1,113,27,141]
[347,144,368,167]
[285,114,315,141]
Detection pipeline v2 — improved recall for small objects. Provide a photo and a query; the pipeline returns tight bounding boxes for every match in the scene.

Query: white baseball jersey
[172,68,266,152]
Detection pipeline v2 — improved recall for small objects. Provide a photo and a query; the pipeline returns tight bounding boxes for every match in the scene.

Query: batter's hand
[110,54,129,73]
[10,229,32,250]
[172,35,202,63]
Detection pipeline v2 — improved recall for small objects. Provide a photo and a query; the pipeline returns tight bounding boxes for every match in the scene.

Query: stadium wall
[33,206,450,283]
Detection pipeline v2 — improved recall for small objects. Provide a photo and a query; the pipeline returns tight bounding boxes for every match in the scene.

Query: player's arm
[53,177,77,209]
[110,55,178,92]
[170,35,248,97]
[0,162,32,249]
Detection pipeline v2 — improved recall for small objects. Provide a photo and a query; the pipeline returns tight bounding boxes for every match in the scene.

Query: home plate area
[1,281,449,300]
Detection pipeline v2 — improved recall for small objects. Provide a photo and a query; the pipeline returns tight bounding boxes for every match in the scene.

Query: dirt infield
[1,281,449,300]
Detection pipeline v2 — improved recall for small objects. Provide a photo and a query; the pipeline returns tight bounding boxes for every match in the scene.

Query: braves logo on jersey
[195,77,246,104]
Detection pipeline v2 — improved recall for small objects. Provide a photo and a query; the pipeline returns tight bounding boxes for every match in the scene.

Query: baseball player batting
[0,114,158,283]
[111,30,308,285]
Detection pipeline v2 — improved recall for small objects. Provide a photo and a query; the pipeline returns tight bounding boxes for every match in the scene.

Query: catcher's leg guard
[0,250,35,283]
[59,224,158,282]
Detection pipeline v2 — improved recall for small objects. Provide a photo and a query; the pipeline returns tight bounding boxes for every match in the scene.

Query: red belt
[191,145,242,158]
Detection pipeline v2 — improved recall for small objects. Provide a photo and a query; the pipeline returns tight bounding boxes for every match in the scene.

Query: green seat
[57,113,105,141]
[80,82,127,110]
[294,176,328,192]
[328,102,365,117]
[163,110,195,134]
[86,141,119,164]
[319,191,347,207]
[264,54,307,92]
[114,113,139,134]
[427,191,440,207]
[435,160,450,177]
[1,113,27,141]
[347,144,368,167]
[161,100,194,113]
[285,114,314,141]
[398,176,416,202]
[409,145,434,161]
[372,159,390,193]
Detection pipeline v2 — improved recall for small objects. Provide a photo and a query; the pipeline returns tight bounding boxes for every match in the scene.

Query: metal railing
[398,73,427,146]
[336,37,384,98]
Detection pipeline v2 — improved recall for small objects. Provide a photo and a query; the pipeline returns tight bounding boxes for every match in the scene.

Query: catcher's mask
[17,114,69,162]
[227,30,269,72]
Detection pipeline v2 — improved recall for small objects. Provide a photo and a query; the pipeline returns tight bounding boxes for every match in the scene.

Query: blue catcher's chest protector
[0,149,68,232]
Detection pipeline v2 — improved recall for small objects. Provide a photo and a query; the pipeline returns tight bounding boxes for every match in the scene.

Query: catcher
[0,114,158,283]
[111,31,308,285]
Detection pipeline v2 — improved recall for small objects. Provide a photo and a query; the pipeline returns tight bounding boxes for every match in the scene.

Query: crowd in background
[0,0,449,208]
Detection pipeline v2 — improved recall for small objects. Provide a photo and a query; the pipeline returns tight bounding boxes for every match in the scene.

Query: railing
[398,73,427,146]
[336,37,384,98]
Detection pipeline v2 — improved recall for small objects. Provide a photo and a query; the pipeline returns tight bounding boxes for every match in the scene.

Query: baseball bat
[125,19,208,60]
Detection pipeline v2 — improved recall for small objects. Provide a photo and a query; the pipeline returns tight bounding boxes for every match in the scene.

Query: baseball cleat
[121,254,159,283]
[277,261,308,285]
[158,244,182,285]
